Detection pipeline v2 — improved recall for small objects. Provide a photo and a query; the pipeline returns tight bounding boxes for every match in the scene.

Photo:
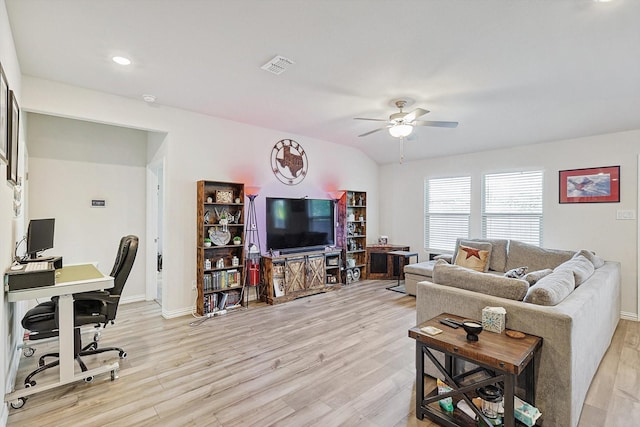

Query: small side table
[408,313,542,427]
[387,250,418,286]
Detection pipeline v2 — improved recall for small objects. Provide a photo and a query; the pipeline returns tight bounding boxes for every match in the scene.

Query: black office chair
[21,235,138,387]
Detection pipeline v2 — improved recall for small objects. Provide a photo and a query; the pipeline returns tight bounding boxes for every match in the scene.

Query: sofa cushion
[452,240,493,272]
[404,260,437,278]
[432,260,529,300]
[506,240,575,272]
[555,254,595,286]
[523,269,575,305]
[574,249,605,269]
[522,268,553,285]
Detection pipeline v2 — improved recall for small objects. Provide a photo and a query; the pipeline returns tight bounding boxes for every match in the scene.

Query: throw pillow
[504,266,528,279]
[574,249,605,269]
[555,254,595,286]
[522,268,553,285]
[454,244,491,272]
[452,239,494,272]
[524,269,575,306]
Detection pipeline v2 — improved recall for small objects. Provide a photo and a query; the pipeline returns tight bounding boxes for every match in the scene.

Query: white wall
[379,129,640,319]
[0,0,24,422]
[21,76,380,318]
[26,113,148,301]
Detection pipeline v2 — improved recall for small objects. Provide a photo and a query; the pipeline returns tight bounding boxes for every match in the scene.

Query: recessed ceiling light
[112,56,131,66]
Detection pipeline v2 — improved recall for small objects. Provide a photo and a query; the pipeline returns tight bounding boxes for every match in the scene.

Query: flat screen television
[266,197,335,253]
[26,218,55,259]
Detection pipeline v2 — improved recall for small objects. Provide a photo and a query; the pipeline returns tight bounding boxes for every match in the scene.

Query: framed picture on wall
[7,89,19,185]
[0,63,8,165]
[559,166,620,203]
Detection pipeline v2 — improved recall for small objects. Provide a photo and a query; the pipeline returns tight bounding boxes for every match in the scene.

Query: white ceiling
[5,0,640,165]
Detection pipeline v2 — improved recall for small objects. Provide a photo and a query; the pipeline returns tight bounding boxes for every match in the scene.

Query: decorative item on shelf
[206,196,213,203]
[204,258,211,270]
[347,258,356,268]
[233,236,241,245]
[216,258,225,269]
[359,215,364,222]
[209,227,231,246]
[204,238,212,247]
[352,267,361,281]
[235,197,241,204]
[358,195,364,206]
[378,236,388,245]
[232,256,239,267]
[347,213,355,222]
[204,210,211,224]
[216,190,234,204]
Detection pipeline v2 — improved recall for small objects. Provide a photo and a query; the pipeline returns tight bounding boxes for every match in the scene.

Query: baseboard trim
[161,307,194,319]
[120,294,146,304]
[620,311,638,322]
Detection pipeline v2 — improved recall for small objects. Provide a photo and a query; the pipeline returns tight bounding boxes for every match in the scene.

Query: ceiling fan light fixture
[389,124,413,138]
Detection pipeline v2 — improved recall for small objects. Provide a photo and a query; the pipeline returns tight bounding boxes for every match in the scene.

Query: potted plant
[233,236,242,245]
[204,238,212,247]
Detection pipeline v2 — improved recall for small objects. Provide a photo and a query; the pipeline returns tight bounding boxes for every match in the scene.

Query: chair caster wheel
[10,398,26,409]
[119,351,127,359]
[84,376,94,383]
[23,347,35,357]
[24,380,36,388]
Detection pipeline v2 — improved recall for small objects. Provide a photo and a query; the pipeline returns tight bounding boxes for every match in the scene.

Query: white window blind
[482,171,543,246]
[425,176,471,252]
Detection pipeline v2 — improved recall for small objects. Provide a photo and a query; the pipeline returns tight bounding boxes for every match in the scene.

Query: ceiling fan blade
[414,120,459,128]
[354,117,388,122]
[358,126,388,137]
[402,107,429,123]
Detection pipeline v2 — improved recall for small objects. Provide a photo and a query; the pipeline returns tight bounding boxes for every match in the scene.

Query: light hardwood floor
[6,280,639,426]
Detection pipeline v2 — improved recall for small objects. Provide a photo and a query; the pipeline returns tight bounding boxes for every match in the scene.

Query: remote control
[444,318,464,327]
[439,319,459,329]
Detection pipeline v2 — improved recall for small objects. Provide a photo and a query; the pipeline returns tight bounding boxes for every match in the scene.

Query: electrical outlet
[616,210,636,220]
[191,280,197,291]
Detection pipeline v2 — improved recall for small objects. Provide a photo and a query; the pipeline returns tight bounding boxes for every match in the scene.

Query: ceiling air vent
[261,55,295,75]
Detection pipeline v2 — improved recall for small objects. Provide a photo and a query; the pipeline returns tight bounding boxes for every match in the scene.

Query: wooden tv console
[261,249,342,305]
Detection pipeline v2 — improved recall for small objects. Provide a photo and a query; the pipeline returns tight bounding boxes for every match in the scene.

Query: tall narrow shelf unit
[336,190,367,283]
[196,180,245,315]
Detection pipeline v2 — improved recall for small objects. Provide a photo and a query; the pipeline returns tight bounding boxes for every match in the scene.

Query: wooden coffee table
[408,313,542,427]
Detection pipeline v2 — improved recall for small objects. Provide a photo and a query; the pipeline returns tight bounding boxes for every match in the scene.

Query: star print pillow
[454,243,491,272]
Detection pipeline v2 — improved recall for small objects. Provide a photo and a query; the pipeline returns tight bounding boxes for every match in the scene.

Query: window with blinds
[425,176,471,252]
[482,171,543,246]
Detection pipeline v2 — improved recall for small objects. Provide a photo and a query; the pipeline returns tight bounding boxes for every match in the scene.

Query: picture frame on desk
[7,90,19,185]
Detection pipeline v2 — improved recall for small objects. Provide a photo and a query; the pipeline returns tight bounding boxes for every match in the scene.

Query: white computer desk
[4,263,119,407]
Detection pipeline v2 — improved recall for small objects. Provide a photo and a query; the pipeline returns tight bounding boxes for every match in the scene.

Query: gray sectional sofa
[408,238,621,427]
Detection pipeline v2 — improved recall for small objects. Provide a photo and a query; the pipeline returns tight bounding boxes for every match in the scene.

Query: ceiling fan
[355,99,458,138]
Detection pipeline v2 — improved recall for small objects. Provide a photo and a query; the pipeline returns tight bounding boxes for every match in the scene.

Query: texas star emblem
[270,139,308,185]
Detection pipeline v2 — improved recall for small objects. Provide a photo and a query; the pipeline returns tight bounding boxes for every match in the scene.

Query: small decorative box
[482,306,506,333]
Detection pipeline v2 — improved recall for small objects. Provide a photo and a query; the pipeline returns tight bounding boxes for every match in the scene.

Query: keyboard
[25,262,50,272]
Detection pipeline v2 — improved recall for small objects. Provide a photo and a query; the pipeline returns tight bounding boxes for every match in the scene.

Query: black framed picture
[0,63,8,165]
[7,89,19,185]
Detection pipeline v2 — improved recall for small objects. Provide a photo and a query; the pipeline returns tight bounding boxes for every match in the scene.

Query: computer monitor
[26,218,55,259]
